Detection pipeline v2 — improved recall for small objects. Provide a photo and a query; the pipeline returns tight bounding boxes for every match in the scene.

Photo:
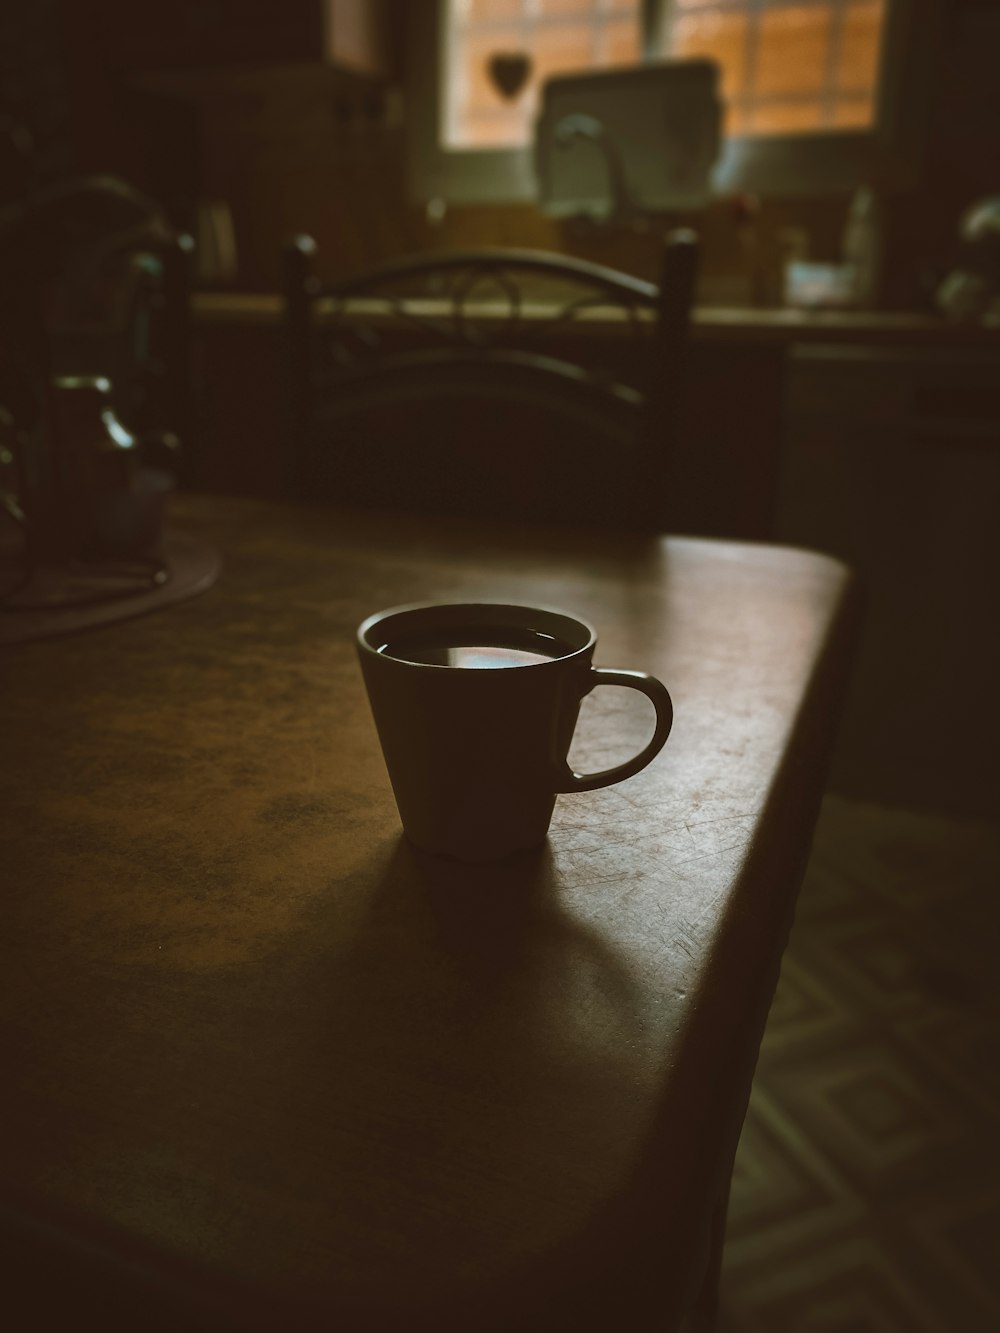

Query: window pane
[535,0,602,14]
[446,0,889,150]
[837,0,885,91]
[445,0,641,148]
[458,110,528,146]
[748,98,825,133]
[531,21,602,80]
[459,34,526,112]
[462,0,525,20]
[603,14,642,63]
[754,6,832,98]
[447,32,533,147]
[662,0,887,140]
[830,92,875,128]
[671,11,749,121]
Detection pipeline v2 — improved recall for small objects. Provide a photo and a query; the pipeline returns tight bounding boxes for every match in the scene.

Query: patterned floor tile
[719,795,1000,1332]
[755,955,856,1055]
[903,1191,1000,1325]
[721,1234,957,1332]
[725,1087,864,1272]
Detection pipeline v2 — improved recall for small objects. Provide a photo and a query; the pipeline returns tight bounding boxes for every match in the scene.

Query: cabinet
[63,0,397,78]
[775,344,1000,815]
[55,0,403,288]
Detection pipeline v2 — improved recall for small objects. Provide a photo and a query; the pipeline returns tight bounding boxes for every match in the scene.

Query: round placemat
[0,531,221,645]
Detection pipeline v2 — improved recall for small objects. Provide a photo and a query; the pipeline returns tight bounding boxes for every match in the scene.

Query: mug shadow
[355,833,644,1022]
[195,825,694,1328]
[256,833,654,1294]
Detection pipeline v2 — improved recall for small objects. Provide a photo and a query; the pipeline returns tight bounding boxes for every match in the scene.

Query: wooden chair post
[647,228,699,530]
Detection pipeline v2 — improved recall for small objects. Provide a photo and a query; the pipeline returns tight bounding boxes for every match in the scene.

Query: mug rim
[356,600,596,669]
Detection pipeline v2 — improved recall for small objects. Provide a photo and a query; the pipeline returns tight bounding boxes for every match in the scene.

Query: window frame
[405,0,924,204]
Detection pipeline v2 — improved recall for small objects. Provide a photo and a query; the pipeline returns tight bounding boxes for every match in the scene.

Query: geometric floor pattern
[719,795,1000,1332]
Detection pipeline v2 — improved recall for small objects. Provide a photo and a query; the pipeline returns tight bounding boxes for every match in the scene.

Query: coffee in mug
[374,622,577,670]
[357,602,672,862]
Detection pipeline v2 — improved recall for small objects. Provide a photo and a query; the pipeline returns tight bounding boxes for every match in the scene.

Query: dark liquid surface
[377,624,576,669]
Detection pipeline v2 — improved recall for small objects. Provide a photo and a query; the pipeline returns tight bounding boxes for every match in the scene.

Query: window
[663,0,887,137]
[406,0,912,202]
[445,0,642,149]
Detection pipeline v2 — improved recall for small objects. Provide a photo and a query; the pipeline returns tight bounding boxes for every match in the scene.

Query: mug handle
[555,668,673,794]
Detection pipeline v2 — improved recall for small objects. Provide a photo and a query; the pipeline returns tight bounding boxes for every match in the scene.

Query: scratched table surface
[0,495,855,1332]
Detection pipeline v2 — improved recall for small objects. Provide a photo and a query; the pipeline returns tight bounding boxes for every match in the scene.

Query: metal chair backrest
[281,233,698,531]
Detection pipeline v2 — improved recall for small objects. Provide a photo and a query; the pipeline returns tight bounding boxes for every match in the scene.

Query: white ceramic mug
[357,602,673,862]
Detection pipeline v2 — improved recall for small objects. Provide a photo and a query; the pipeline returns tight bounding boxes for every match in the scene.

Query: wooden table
[0,495,856,1332]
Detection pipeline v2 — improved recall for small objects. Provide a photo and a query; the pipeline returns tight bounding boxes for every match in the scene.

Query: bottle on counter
[842,184,883,309]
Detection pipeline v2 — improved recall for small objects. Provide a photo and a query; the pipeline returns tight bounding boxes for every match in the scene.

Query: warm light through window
[443,0,887,147]
[670,0,886,135]
[444,0,642,148]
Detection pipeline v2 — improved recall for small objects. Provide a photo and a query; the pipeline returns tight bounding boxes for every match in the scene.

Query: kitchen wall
[3,1,997,302]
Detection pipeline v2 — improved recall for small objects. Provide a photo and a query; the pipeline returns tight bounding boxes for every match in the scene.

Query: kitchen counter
[192,291,1000,346]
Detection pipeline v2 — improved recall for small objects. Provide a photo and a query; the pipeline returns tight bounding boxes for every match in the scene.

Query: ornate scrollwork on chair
[281,234,698,531]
